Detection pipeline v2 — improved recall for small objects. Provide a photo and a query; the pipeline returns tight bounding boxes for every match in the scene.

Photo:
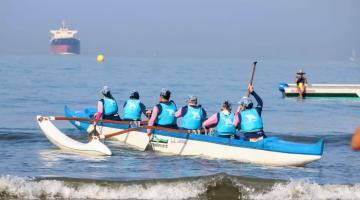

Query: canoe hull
[148,134,321,166]
[97,126,322,166]
[91,124,150,151]
[64,106,324,166]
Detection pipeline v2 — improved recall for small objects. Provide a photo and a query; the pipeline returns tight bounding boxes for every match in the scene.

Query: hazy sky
[0,0,359,60]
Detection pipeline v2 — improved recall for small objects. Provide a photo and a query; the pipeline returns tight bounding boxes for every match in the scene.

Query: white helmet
[239,97,253,108]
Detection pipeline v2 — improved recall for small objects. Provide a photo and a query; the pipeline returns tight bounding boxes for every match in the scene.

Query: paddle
[104,125,148,138]
[46,116,206,139]
[104,125,207,139]
[49,116,148,125]
[247,61,257,97]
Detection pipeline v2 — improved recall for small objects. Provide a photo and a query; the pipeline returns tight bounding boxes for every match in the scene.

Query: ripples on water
[0,56,359,199]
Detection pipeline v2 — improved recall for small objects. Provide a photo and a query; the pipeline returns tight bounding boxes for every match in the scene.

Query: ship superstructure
[50,21,80,55]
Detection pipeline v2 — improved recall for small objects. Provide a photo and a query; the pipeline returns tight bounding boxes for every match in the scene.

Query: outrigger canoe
[61,106,324,167]
[278,83,360,98]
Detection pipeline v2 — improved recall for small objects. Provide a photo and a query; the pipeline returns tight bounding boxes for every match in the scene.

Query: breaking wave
[1,174,359,200]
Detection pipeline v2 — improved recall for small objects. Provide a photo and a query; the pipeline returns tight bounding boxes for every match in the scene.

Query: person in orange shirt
[351,126,360,151]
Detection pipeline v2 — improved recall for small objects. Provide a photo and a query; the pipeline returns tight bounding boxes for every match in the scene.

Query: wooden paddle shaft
[49,116,205,138]
[104,125,207,139]
[247,61,257,97]
[52,116,148,125]
[105,126,148,138]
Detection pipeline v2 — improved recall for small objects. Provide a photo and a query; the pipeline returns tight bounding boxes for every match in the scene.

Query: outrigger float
[33,106,325,167]
[278,83,360,98]
[37,115,112,156]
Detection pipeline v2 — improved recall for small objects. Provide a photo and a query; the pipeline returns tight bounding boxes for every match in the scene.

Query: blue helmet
[239,97,253,108]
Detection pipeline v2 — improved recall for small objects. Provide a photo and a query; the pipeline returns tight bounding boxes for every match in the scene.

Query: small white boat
[36,115,112,156]
[278,83,360,98]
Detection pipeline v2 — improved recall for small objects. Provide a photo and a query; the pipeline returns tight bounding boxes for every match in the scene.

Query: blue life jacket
[216,112,236,135]
[181,105,204,130]
[123,99,141,120]
[103,97,118,116]
[157,101,177,126]
[240,108,263,132]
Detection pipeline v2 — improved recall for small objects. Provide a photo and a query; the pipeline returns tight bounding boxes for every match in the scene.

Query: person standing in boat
[122,90,149,121]
[175,95,207,130]
[237,84,266,142]
[202,101,240,138]
[295,69,308,98]
[94,86,121,121]
[147,88,178,134]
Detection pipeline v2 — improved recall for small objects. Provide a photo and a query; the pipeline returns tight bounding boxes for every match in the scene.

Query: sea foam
[1,175,360,199]
[250,179,360,200]
[0,175,207,199]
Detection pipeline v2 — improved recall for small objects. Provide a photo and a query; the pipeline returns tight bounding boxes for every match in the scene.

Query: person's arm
[202,107,207,120]
[140,103,147,117]
[95,100,103,120]
[234,111,241,127]
[202,113,218,128]
[251,91,263,116]
[147,106,159,134]
[175,109,182,118]
[175,106,186,118]
[248,84,263,116]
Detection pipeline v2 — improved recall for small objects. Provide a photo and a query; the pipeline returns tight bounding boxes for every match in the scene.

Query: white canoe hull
[37,116,112,156]
[88,125,150,151]
[279,83,360,98]
[89,124,321,167]
[149,135,321,166]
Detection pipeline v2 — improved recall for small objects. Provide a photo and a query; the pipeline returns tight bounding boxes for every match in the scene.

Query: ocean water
[0,55,359,199]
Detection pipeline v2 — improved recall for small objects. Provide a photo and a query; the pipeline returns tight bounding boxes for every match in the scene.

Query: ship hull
[50,38,80,55]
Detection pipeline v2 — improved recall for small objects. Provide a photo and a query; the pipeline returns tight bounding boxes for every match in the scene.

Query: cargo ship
[50,21,80,55]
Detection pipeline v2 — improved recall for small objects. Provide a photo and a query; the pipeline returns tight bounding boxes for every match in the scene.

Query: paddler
[237,84,266,142]
[94,86,121,121]
[122,90,149,121]
[202,101,240,138]
[175,95,207,130]
[147,88,178,134]
[295,69,308,98]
